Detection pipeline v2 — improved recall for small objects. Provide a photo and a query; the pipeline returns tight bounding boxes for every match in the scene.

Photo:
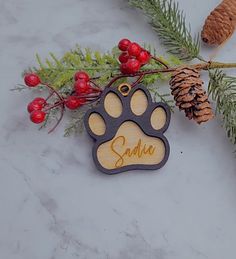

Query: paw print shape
[84,83,171,174]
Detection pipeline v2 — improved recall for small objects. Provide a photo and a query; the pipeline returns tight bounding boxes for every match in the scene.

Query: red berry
[137,50,151,65]
[86,87,95,94]
[127,42,141,57]
[74,80,90,95]
[118,39,131,51]
[126,59,141,73]
[65,96,83,110]
[30,110,46,124]
[118,52,130,63]
[33,97,46,106]
[24,73,41,87]
[27,101,43,113]
[120,63,130,74]
[74,71,90,82]
[78,97,86,104]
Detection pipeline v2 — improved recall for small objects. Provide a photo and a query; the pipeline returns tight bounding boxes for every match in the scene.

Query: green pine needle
[129,0,200,61]
[33,45,120,90]
[208,70,236,144]
[64,106,91,137]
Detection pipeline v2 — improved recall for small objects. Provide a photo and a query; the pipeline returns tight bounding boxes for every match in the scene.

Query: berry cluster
[67,71,101,109]
[63,71,91,110]
[118,39,151,74]
[28,97,47,124]
[24,74,47,124]
[24,71,100,127]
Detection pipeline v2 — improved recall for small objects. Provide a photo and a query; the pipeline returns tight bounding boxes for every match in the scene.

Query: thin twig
[41,82,65,134]
[105,61,236,88]
[77,93,101,98]
[105,68,175,88]
[42,83,64,101]
[85,96,101,105]
[45,90,55,101]
[48,105,65,134]
[132,74,144,87]
[43,101,64,112]
[90,80,102,90]
[151,56,169,68]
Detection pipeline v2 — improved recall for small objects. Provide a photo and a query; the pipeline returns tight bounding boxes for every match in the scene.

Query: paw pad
[84,84,171,174]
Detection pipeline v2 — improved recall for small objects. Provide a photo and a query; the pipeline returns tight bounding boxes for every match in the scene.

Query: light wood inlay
[104,92,122,118]
[97,121,165,170]
[88,113,106,136]
[130,90,148,116]
[151,107,167,130]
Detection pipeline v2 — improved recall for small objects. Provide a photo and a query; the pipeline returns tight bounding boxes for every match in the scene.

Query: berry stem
[131,75,144,87]
[43,101,65,112]
[45,90,55,101]
[77,93,101,99]
[41,82,65,134]
[42,83,64,101]
[84,97,100,105]
[48,105,65,134]
[106,60,236,88]
[90,80,102,91]
[151,56,169,68]
[105,68,175,88]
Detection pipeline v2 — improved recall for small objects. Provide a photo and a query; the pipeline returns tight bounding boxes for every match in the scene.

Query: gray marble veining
[0,0,236,258]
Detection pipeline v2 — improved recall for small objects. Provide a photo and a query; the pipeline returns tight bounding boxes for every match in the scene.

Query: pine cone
[201,0,236,45]
[169,66,214,124]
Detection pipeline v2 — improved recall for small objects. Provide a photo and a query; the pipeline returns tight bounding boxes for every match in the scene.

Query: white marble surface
[0,0,236,258]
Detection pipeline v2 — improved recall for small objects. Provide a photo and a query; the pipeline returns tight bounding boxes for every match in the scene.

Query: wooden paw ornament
[202,0,236,45]
[84,83,171,174]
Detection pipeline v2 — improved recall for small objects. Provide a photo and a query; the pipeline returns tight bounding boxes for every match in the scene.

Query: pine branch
[208,70,236,144]
[28,45,181,91]
[32,45,120,89]
[11,84,28,91]
[21,45,182,135]
[18,38,236,137]
[129,0,200,61]
[64,105,93,136]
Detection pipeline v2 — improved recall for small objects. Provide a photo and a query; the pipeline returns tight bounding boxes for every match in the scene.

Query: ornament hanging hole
[118,83,131,96]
